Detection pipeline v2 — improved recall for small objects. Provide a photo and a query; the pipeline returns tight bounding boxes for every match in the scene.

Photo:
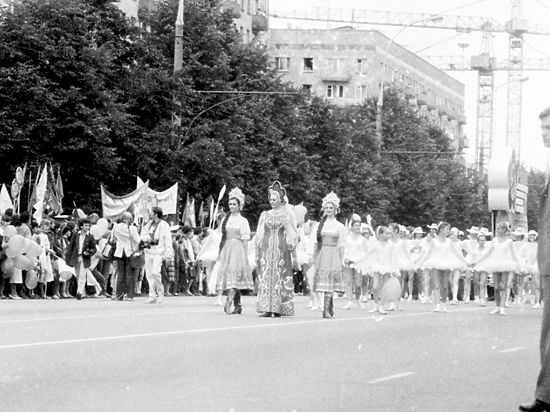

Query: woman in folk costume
[342,214,368,309]
[417,222,469,313]
[474,221,521,315]
[312,192,346,319]
[255,181,298,317]
[217,187,253,315]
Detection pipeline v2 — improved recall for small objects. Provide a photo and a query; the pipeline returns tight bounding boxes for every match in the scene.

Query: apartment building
[268,28,466,144]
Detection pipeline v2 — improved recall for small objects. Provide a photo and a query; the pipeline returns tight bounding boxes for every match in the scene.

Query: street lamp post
[375,15,443,159]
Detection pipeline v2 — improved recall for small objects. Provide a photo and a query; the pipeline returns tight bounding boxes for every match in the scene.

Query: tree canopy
[0,0,492,228]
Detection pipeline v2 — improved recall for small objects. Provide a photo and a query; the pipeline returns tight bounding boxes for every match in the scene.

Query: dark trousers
[536,275,550,403]
[115,257,136,299]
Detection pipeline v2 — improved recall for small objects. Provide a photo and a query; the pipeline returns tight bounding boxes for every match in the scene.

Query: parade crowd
[0,183,543,319]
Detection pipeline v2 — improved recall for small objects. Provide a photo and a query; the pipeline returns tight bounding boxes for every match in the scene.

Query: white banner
[136,177,178,215]
[0,184,14,214]
[102,181,178,220]
[32,163,48,224]
[101,183,150,219]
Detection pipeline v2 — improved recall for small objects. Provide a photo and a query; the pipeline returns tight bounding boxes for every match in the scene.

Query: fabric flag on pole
[28,164,41,213]
[208,195,215,228]
[181,194,196,228]
[55,166,64,211]
[198,201,205,228]
[45,163,61,214]
[137,176,146,188]
[32,163,48,224]
[0,184,14,214]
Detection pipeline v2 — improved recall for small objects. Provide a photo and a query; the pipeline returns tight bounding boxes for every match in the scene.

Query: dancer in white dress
[470,232,490,306]
[418,222,469,313]
[407,227,424,301]
[449,227,467,304]
[462,226,480,302]
[358,226,398,315]
[418,223,438,303]
[474,221,521,315]
[342,215,368,309]
[391,224,415,307]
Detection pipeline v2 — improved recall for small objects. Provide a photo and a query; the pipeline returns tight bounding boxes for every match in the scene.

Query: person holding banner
[112,212,141,301]
[140,207,172,304]
[217,187,253,315]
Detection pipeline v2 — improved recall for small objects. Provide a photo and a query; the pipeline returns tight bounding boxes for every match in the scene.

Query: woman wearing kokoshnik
[217,187,253,315]
[255,181,298,318]
[312,192,347,319]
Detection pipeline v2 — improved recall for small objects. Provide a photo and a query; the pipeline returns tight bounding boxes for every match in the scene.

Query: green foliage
[0,0,492,229]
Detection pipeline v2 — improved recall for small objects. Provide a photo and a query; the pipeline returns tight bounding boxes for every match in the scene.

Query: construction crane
[270,2,550,173]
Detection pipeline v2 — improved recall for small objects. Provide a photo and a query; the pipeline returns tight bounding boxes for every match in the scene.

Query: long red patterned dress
[255,210,296,316]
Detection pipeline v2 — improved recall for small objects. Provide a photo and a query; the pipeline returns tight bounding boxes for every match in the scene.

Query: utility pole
[174,0,184,75]
[172,0,184,148]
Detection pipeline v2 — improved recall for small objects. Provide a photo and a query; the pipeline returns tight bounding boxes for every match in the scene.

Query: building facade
[221,0,268,44]
[268,28,466,146]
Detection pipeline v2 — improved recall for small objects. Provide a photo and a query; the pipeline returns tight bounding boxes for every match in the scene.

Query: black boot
[519,400,550,412]
[232,290,242,315]
[322,294,331,319]
[329,294,334,317]
[224,289,235,314]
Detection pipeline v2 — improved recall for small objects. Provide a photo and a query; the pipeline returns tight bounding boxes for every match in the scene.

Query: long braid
[218,213,231,255]
[316,215,328,251]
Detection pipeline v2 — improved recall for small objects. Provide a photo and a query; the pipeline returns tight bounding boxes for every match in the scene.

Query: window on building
[326,84,344,98]
[303,57,314,72]
[355,84,367,99]
[275,57,290,71]
[357,59,370,75]
[327,58,345,71]
[302,84,312,92]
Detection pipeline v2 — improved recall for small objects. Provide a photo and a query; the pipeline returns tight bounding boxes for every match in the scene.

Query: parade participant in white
[140,207,172,304]
[417,222,469,313]
[474,221,520,315]
[342,215,368,309]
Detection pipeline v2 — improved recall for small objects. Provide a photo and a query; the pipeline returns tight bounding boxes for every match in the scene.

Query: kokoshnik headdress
[228,187,245,208]
[322,191,340,210]
[269,181,287,204]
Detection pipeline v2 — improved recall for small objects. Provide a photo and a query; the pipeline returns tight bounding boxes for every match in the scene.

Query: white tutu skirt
[475,259,519,273]
[369,263,398,275]
[422,257,466,271]
[297,250,313,267]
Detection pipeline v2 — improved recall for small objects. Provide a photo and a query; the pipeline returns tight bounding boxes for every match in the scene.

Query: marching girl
[34,220,55,299]
[462,226,480,302]
[449,227,467,304]
[418,223,438,303]
[342,215,369,310]
[357,226,399,315]
[217,187,253,315]
[470,231,490,306]
[474,221,521,315]
[391,224,415,308]
[524,230,541,309]
[407,227,425,301]
[359,223,375,303]
[296,219,319,310]
[417,222,469,313]
[312,192,347,319]
[511,230,529,305]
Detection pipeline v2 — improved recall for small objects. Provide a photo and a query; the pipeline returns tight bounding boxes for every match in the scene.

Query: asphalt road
[0,295,543,412]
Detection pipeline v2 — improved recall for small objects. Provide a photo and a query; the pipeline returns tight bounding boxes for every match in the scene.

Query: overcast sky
[269,0,550,171]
